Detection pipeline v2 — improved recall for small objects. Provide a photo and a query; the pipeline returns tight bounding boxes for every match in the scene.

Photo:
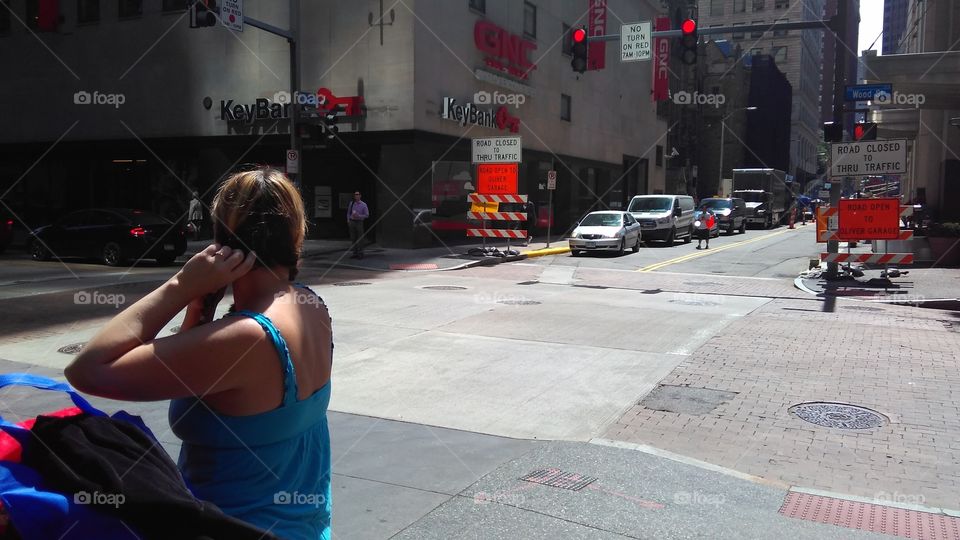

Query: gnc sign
[474,20,537,79]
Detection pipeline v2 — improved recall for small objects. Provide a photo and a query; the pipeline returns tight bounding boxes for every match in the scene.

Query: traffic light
[193,0,217,28]
[571,26,588,74]
[680,19,698,65]
[853,122,877,141]
[823,122,843,142]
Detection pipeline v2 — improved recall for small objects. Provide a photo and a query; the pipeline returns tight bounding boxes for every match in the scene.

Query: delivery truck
[732,168,789,229]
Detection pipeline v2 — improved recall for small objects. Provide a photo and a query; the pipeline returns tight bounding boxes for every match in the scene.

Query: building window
[469,0,485,14]
[0,0,10,33]
[77,0,100,23]
[709,0,724,16]
[732,22,745,40]
[775,0,788,8]
[753,0,765,11]
[162,0,188,11]
[523,2,536,39]
[656,145,664,167]
[774,18,788,36]
[751,20,764,38]
[561,94,571,122]
[733,0,746,13]
[118,0,142,18]
[562,23,572,56]
[772,45,787,63]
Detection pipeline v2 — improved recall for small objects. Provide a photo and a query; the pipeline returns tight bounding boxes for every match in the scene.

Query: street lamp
[718,106,758,191]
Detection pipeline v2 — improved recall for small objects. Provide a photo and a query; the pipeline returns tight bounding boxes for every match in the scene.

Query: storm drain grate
[422,285,468,291]
[57,342,86,355]
[789,402,887,430]
[842,305,884,312]
[333,282,372,287]
[519,468,597,491]
[497,300,541,306]
[780,491,960,539]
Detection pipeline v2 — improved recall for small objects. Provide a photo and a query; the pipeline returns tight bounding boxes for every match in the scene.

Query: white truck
[732,168,789,229]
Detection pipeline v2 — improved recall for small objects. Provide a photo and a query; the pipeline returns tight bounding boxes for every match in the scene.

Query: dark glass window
[523,2,536,39]
[77,0,100,23]
[561,94,571,122]
[119,0,142,18]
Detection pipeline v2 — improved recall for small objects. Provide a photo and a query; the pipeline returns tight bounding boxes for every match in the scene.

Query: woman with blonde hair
[66,168,333,539]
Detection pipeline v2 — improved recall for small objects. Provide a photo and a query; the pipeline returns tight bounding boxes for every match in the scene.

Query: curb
[794,276,960,311]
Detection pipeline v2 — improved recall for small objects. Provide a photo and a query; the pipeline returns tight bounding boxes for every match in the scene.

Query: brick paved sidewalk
[604,296,960,509]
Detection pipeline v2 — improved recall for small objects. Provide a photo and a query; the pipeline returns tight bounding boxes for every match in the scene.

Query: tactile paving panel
[779,491,960,539]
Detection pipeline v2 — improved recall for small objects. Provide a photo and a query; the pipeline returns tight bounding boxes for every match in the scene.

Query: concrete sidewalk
[0,358,898,540]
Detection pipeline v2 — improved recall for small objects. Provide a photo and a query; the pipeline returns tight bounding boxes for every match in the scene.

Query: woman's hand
[173,244,256,301]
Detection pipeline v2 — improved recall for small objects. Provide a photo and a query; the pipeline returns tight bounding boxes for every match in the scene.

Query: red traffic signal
[853,122,877,141]
[681,19,696,35]
[571,26,588,73]
[572,27,587,43]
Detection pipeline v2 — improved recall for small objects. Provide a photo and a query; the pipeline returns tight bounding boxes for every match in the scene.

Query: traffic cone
[788,207,796,229]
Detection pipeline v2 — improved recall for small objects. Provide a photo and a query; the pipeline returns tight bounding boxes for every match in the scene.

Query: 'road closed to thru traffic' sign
[472,137,521,163]
[831,140,907,177]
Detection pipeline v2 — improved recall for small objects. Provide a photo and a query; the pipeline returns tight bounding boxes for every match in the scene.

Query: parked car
[30,208,187,266]
[569,211,642,256]
[698,197,747,235]
[627,195,695,245]
[0,212,13,254]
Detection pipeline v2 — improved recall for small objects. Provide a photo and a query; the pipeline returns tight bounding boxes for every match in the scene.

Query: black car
[698,198,747,235]
[30,208,187,266]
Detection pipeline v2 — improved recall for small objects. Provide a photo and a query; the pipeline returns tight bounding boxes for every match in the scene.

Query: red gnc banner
[588,0,607,70]
[653,17,671,101]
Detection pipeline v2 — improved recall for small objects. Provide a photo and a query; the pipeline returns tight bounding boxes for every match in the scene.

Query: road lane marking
[637,228,795,272]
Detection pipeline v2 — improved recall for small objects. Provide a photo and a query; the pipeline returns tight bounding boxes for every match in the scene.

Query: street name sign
[844,84,892,102]
[831,140,907,177]
[221,0,243,32]
[621,22,652,62]
[837,198,901,240]
[472,137,521,164]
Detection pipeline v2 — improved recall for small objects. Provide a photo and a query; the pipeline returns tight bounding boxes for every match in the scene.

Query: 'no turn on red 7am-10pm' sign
[837,198,901,240]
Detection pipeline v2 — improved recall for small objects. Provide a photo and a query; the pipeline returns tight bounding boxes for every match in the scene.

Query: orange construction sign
[837,198,901,241]
[477,163,519,195]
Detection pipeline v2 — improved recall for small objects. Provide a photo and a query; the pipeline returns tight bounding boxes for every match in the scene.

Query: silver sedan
[569,211,642,256]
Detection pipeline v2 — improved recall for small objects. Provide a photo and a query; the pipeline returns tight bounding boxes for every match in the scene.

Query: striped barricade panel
[467,194,528,204]
[466,229,528,239]
[466,212,527,221]
[819,253,914,265]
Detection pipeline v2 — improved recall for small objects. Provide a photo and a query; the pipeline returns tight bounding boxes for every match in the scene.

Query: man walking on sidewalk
[347,191,369,258]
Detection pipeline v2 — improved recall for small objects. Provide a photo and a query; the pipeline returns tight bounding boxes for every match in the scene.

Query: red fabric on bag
[706,214,716,228]
[0,407,83,463]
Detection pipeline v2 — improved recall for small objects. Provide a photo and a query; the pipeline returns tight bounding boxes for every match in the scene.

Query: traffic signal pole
[585,20,835,41]
[825,0,848,280]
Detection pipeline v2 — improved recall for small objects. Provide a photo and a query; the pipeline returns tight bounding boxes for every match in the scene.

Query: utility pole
[825,0,848,280]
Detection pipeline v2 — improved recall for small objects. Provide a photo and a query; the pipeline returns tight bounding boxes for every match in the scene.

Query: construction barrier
[468,193,528,204]
[820,253,914,265]
[466,211,527,221]
[466,228,528,239]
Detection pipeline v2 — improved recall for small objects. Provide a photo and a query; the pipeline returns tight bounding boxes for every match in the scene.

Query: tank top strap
[225,310,299,407]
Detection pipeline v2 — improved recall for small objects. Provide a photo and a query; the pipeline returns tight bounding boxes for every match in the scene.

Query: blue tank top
[169,284,332,540]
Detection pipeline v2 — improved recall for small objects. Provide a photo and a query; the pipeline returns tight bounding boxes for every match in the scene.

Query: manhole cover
[519,468,596,491]
[841,305,884,312]
[333,282,371,287]
[57,342,86,355]
[169,325,181,334]
[789,402,887,429]
[683,281,725,287]
[422,285,468,291]
[641,385,738,415]
[497,299,541,305]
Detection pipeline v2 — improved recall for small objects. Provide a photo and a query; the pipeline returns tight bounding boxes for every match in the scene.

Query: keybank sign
[220,98,291,124]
